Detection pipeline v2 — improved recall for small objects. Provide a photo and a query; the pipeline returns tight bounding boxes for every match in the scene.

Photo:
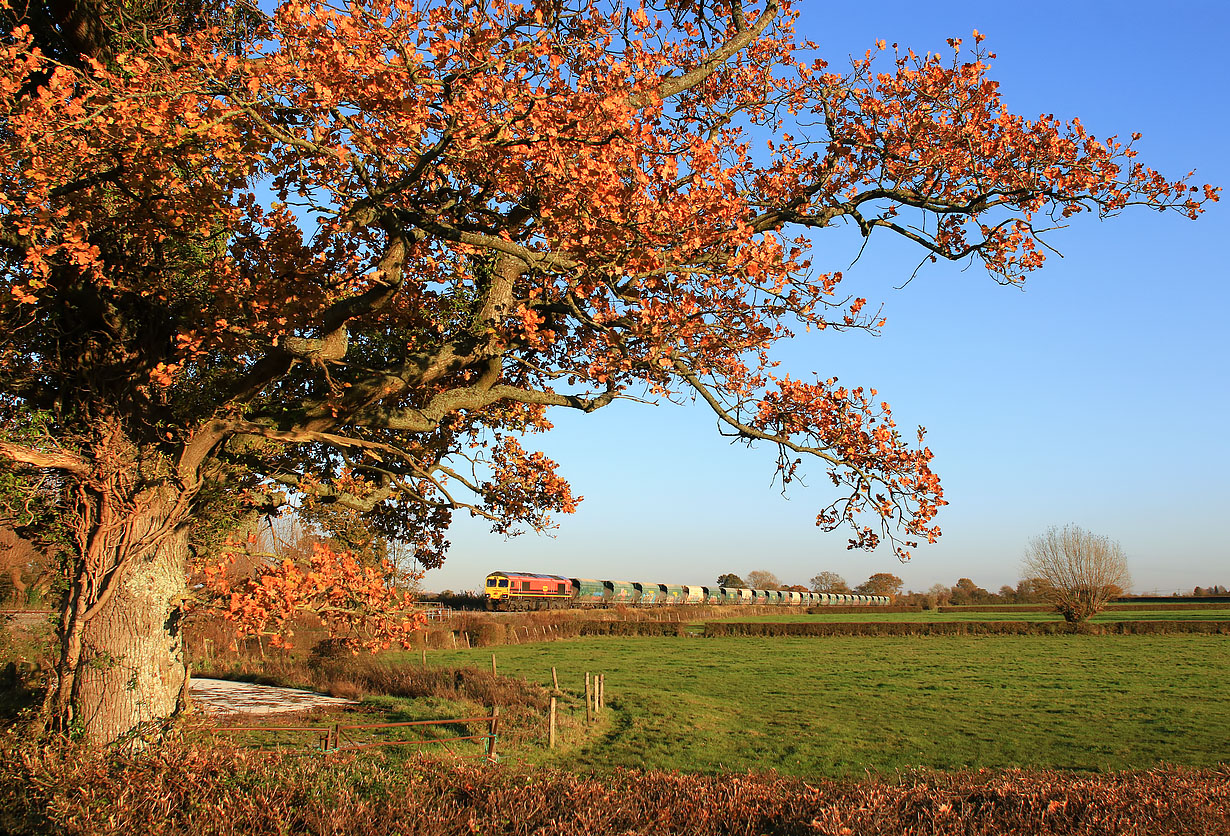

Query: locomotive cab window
[498,579,509,588]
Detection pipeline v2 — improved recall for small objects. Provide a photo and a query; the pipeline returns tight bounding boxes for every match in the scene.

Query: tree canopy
[809,572,850,594]
[854,572,903,598]
[1022,524,1131,622]
[745,570,782,590]
[0,0,1215,744]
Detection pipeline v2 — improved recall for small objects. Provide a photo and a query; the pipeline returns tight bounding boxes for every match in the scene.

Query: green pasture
[403,634,1229,778]
[705,607,1230,623]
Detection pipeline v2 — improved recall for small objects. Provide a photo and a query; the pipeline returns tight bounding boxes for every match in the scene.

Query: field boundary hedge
[806,605,921,614]
[703,620,1230,637]
[938,605,1053,612]
[3,740,1227,836]
[577,620,688,637]
[1121,595,1230,604]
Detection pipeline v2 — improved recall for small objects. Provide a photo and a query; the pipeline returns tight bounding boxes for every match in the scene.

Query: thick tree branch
[359,382,619,432]
[629,1,779,108]
[673,363,836,465]
[228,419,419,465]
[266,471,398,513]
[0,440,90,476]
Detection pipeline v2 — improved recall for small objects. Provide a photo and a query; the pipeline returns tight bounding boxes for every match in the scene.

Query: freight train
[484,570,890,610]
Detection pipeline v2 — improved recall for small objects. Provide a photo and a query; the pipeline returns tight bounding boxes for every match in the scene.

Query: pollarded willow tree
[0,0,1215,744]
[1022,524,1131,623]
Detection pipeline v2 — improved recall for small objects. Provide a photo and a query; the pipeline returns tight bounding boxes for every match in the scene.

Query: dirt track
[189,677,356,716]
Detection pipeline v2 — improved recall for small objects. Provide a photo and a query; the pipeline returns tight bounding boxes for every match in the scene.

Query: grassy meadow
[4,608,1228,835]
[402,633,1229,778]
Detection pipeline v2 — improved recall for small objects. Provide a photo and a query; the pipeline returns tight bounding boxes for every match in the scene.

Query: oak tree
[926,582,953,608]
[854,572,903,599]
[809,572,850,594]
[1014,577,1047,603]
[745,570,782,590]
[0,0,1214,744]
[949,577,991,605]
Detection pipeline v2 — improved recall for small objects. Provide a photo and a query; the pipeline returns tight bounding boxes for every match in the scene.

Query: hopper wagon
[484,570,890,611]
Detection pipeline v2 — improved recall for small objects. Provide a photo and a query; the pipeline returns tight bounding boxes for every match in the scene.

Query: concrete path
[189,677,357,716]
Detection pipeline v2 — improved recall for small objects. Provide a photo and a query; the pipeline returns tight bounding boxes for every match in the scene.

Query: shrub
[578,621,688,637]
[308,637,353,664]
[464,621,507,647]
[1023,524,1132,622]
[0,736,1226,836]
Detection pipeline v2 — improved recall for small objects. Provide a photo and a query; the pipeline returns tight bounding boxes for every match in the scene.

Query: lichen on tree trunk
[65,531,188,744]
[51,480,194,746]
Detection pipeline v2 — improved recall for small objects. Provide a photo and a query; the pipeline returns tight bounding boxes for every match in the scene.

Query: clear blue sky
[422,1,1229,596]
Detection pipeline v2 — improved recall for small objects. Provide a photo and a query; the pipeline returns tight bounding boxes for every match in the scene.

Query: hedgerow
[0,737,1225,836]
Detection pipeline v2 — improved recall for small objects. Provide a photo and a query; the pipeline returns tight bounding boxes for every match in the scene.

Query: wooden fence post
[421,646,426,666]
[548,696,557,749]
[598,674,605,710]
[487,706,500,763]
[551,666,559,692]
[584,673,592,724]
[491,654,497,676]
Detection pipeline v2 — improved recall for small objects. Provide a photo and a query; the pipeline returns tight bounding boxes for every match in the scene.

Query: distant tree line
[718,570,908,600]
[722,565,1225,612]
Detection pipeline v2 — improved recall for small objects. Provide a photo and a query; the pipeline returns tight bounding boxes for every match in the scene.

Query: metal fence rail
[212,725,331,751]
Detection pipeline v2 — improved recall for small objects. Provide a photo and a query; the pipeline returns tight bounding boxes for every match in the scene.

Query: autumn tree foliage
[201,543,422,651]
[0,0,1215,744]
[191,506,426,652]
[950,577,992,605]
[855,572,903,599]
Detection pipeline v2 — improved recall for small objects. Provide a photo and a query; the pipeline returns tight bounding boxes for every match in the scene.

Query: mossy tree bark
[37,428,211,746]
[54,498,190,745]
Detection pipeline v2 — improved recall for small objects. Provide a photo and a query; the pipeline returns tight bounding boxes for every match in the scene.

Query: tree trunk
[54,492,190,746]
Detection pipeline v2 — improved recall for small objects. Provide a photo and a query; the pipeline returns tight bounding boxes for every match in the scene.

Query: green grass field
[402,633,1229,778]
